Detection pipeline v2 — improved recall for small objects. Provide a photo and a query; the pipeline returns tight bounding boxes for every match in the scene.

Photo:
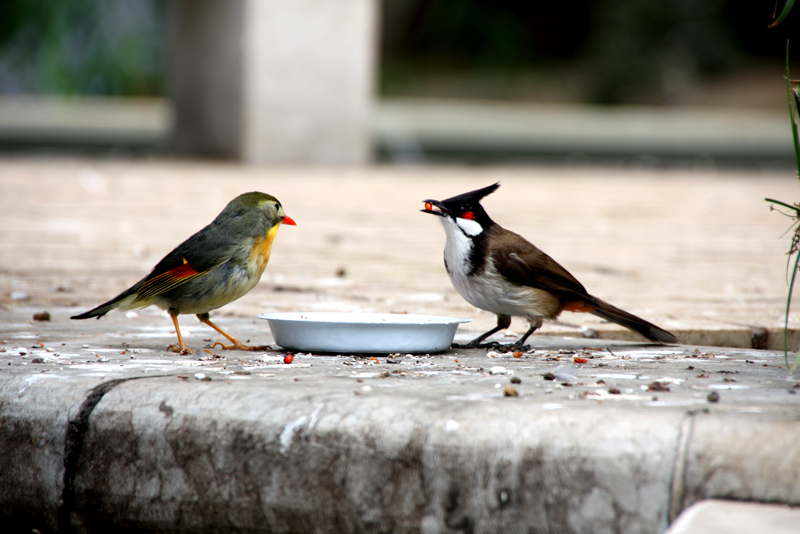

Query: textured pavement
[2,157,799,349]
[2,158,800,533]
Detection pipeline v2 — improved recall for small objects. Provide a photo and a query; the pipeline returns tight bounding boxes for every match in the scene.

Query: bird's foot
[451,341,530,352]
[452,341,502,350]
[497,342,531,353]
[211,341,272,352]
[167,344,193,355]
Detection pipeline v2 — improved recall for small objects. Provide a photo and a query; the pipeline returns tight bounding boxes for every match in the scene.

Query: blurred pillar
[169,0,375,164]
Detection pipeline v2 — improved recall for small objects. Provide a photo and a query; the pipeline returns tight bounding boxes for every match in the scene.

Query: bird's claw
[502,343,531,353]
[167,344,193,355]
[452,341,502,350]
[451,341,530,352]
[452,342,488,349]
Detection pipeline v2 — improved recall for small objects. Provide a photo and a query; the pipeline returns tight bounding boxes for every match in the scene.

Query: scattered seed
[32,311,50,322]
[648,381,670,392]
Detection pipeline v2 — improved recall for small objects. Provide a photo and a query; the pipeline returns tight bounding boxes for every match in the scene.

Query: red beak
[282,215,297,226]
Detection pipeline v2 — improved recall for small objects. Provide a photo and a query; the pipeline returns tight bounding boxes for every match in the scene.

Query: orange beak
[282,215,297,226]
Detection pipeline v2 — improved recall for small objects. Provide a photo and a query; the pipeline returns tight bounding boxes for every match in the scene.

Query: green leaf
[766,197,800,211]
[770,0,795,27]
[785,249,800,369]
[786,42,800,172]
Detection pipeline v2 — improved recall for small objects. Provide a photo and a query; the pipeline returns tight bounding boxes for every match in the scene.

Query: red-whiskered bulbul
[421,183,679,349]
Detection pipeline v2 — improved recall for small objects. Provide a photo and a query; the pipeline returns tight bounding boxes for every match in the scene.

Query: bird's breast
[248,224,281,275]
[448,255,563,320]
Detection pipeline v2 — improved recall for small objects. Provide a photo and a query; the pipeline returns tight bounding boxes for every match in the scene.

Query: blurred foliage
[764,1,800,369]
[0,0,797,104]
[380,0,800,104]
[0,0,166,96]
[581,0,740,104]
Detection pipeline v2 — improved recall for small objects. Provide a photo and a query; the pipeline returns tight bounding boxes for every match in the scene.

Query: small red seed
[283,354,294,364]
[425,202,433,211]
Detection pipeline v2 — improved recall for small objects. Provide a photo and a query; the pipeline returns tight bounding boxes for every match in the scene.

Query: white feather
[439,216,555,322]
[456,217,483,236]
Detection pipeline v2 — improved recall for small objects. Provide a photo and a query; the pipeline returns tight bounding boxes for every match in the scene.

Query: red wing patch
[133,258,203,304]
[168,261,200,279]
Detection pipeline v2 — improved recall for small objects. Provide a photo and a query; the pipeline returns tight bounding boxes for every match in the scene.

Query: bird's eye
[462,211,476,220]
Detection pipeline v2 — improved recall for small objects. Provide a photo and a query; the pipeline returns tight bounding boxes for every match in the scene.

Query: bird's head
[218,192,296,234]
[421,182,499,237]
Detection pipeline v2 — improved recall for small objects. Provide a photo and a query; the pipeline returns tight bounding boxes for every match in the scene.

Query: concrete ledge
[0,96,171,148]
[666,499,800,534]
[375,98,795,165]
[0,96,793,166]
[3,362,799,533]
[51,378,684,532]
[1,308,799,533]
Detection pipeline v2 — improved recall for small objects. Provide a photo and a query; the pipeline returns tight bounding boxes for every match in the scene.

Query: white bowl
[258,312,471,354]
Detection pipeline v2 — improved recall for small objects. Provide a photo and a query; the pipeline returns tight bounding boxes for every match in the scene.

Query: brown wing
[488,227,588,297]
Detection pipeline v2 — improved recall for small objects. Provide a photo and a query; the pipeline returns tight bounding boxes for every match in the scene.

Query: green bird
[71,191,296,354]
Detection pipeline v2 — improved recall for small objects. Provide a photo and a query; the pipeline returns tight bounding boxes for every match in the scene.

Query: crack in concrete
[56,375,170,534]
[668,411,697,522]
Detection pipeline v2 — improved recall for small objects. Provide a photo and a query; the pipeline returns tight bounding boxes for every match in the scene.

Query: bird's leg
[197,313,272,351]
[452,314,512,349]
[453,325,505,349]
[509,317,543,351]
[166,314,193,355]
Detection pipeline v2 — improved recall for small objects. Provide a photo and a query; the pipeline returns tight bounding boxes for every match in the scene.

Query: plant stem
[787,41,800,174]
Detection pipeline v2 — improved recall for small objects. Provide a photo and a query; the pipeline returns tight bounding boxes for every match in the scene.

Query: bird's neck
[441,218,489,278]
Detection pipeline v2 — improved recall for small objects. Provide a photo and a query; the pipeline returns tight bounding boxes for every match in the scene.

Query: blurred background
[0,0,797,167]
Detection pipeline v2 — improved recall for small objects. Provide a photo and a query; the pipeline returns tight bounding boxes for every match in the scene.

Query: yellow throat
[249,224,281,275]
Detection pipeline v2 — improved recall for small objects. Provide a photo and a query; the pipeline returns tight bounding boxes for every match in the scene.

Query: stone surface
[1,158,798,349]
[2,159,800,532]
[0,305,799,533]
[375,99,794,163]
[666,499,800,534]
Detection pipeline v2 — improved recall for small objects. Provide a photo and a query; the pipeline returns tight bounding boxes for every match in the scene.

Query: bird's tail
[585,295,679,344]
[70,287,137,320]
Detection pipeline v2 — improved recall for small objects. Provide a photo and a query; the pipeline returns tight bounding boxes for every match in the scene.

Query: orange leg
[167,314,193,355]
[197,313,271,351]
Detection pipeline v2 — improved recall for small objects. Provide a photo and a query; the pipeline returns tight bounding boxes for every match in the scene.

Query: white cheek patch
[456,217,483,237]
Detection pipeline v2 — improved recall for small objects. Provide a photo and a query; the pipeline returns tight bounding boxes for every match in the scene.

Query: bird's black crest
[441,182,500,206]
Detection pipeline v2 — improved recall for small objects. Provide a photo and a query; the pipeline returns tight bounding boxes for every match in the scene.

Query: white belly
[449,258,557,320]
[442,221,559,320]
